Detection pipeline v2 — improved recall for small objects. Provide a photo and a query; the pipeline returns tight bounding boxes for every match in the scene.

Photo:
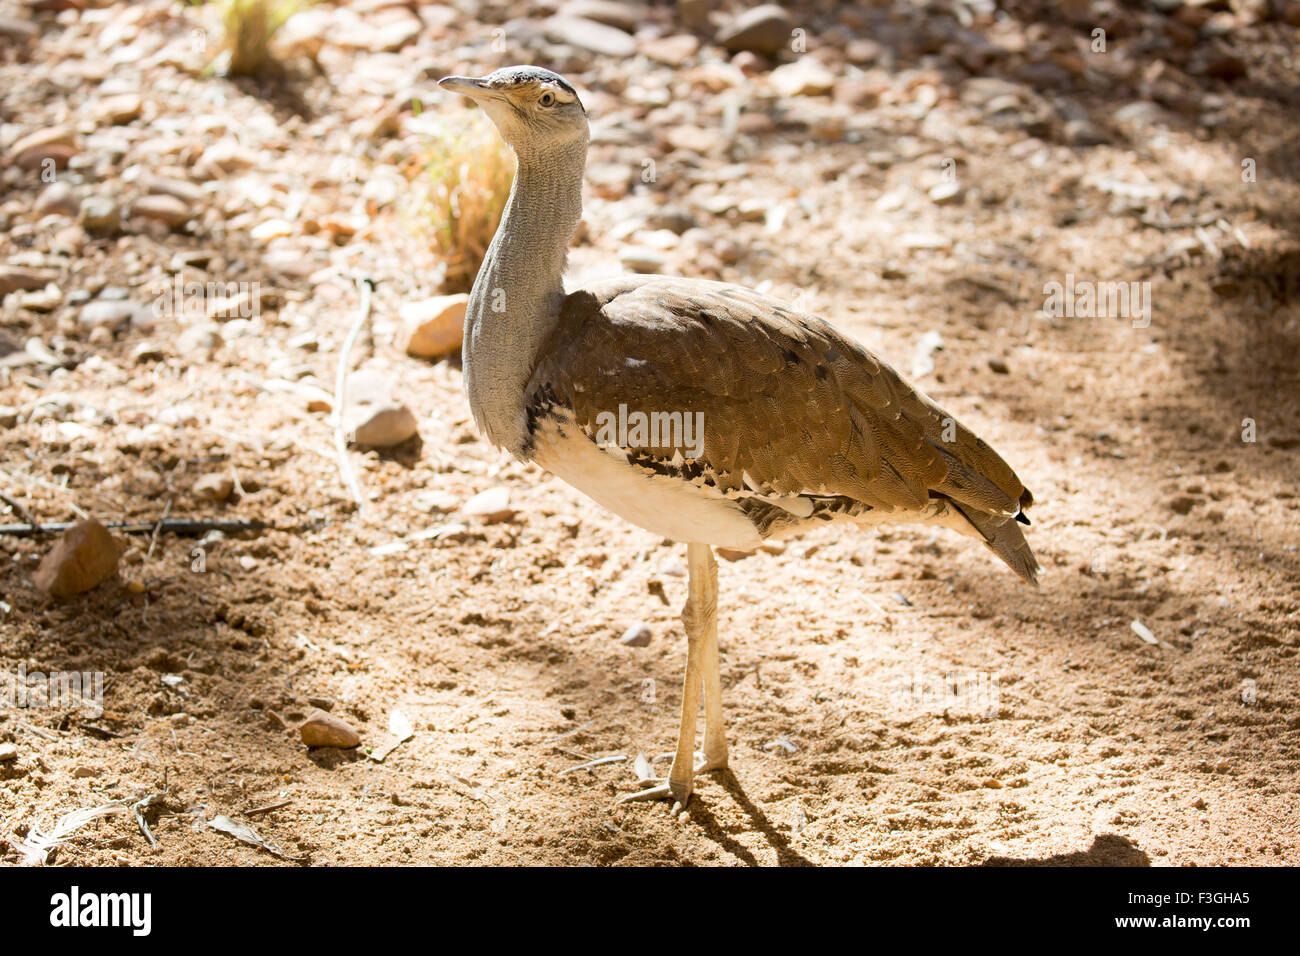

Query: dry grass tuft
[219,0,303,77]
[406,110,516,293]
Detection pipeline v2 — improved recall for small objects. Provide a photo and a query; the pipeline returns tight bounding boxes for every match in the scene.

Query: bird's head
[438,66,588,154]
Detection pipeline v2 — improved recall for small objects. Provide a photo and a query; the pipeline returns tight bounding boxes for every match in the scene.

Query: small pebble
[929,182,963,205]
[193,473,235,503]
[33,519,123,597]
[299,708,361,748]
[401,294,467,359]
[131,194,193,230]
[1131,620,1159,645]
[620,623,652,647]
[344,370,419,447]
[462,487,514,523]
[619,246,667,274]
[715,547,753,561]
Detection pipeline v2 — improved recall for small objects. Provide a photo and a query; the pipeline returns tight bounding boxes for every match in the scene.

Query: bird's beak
[438,76,497,101]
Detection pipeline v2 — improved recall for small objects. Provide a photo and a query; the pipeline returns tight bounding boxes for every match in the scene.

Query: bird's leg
[694,543,728,774]
[618,600,702,809]
[618,542,724,810]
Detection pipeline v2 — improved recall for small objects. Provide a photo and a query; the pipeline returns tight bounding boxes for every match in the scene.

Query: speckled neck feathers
[463,137,587,455]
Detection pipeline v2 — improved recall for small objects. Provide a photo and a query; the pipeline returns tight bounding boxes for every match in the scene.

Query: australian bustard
[439,67,1038,811]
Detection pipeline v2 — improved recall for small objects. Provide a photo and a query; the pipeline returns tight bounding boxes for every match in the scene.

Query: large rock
[33,519,123,597]
[716,4,792,56]
[401,293,466,359]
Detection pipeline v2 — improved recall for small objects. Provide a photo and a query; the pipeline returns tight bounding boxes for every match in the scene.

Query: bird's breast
[528,412,764,549]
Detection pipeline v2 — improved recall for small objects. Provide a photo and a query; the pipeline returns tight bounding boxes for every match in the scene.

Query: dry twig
[332,276,374,519]
[0,518,279,538]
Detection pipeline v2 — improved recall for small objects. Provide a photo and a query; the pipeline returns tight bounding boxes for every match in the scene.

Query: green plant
[407,110,516,293]
[219,0,303,77]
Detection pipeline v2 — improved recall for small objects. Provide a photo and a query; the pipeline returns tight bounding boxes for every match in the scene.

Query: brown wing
[527,275,1033,525]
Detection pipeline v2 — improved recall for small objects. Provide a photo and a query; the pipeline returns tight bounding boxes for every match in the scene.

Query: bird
[438,66,1038,812]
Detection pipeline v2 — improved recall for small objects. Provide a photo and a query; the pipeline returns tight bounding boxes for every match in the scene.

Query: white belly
[530,420,763,549]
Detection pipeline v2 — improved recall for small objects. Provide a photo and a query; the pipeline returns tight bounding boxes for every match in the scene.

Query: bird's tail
[948,500,1040,585]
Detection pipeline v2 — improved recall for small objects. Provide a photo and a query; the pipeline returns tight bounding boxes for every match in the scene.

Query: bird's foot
[615,751,727,811]
[616,776,693,812]
[696,745,729,776]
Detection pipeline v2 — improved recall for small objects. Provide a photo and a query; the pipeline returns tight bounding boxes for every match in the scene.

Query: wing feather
[526,276,1033,531]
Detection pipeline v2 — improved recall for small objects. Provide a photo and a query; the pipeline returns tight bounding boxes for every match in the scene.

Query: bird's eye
[539,92,556,107]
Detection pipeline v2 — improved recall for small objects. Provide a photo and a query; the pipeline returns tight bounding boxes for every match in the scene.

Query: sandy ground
[1,1,1299,866]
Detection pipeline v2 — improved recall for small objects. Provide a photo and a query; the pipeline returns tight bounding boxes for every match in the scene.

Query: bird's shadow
[690,769,816,867]
[980,834,1151,867]
[690,776,1148,867]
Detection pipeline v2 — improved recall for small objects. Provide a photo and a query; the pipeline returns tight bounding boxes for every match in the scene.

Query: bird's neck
[464,138,586,455]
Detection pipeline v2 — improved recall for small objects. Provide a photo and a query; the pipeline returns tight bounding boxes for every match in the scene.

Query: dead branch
[332,275,375,519]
